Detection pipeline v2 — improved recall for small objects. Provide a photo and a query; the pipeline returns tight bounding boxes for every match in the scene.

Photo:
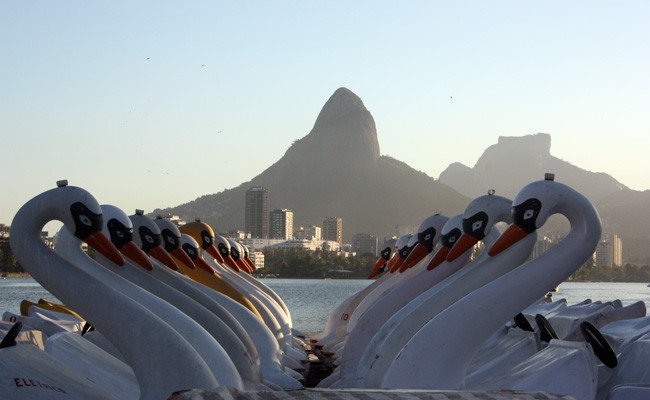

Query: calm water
[2,278,649,338]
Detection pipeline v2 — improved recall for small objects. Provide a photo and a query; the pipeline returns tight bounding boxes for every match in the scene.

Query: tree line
[0,240,21,273]
[258,248,378,279]
[568,261,650,283]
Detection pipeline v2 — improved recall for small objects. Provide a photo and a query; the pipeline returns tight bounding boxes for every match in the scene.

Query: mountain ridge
[154,89,649,264]
[439,133,627,202]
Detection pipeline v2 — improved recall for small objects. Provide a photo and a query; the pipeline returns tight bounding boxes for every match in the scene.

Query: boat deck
[169,387,576,400]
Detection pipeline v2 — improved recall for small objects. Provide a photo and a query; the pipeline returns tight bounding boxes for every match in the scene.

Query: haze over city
[2,1,649,230]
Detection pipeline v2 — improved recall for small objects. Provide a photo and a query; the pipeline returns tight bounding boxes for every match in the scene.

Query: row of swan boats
[310,174,650,400]
[0,180,309,400]
[2,175,649,400]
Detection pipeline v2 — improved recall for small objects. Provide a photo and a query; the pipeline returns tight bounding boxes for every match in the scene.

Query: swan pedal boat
[3,176,649,399]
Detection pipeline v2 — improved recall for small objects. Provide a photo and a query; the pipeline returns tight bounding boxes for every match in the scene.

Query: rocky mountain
[439,133,649,263]
[154,88,470,242]
[439,133,627,201]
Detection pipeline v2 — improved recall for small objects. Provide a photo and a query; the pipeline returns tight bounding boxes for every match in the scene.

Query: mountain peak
[155,87,468,245]
[495,133,552,155]
[288,87,380,163]
[314,87,368,127]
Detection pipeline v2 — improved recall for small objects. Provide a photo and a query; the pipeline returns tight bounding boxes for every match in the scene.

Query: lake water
[2,278,649,338]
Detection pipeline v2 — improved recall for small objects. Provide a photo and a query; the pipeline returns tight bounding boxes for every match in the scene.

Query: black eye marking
[462,211,489,240]
[399,246,411,259]
[138,226,161,252]
[442,228,462,249]
[201,230,212,248]
[512,198,542,233]
[418,227,437,251]
[107,218,132,249]
[231,246,240,260]
[70,202,103,240]
[160,229,179,252]
[380,247,392,260]
[182,243,199,260]
[218,243,229,256]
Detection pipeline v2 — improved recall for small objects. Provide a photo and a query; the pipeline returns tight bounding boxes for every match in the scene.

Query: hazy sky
[2,1,649,232]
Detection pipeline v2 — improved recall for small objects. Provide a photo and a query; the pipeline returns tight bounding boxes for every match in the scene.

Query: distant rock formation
[439,133,649,263]
[439,133,627,201]
[154,88,468,242]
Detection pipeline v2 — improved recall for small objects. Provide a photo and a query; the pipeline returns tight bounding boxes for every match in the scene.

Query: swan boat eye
[107,218,133,249]
[202,231,212,246]
[139,226,161,252]
[161,230,178,251]
[462,211,489,240]
[512,198,542,233]
[182,243,198,260]
[218,243,229,256]
[442,228,462,248]
[381,247,392,259]
[418,227,437,250]
[70,202,103,240]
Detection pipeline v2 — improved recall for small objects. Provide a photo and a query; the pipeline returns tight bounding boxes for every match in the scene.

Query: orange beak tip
[171,247,195,270]
[426,247,450,270]
[446,234,478,262]
[86,231,125,266]
[196,258,216,274]
[224,256,240,271]
[122,242,154,271]
[488,225,529,257]
[403,243,428,270]
[151,246,179,271]
[207,245,225,264]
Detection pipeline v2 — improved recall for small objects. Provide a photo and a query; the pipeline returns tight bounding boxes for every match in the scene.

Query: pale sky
[2,1,649,232]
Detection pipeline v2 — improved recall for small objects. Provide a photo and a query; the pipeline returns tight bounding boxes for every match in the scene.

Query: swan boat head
[400,213,450,271]
[446,190,513,262]
[11,181,124,268]
[389,234,414,273]
[100,204,153,271]
[426,214,464,270]
[240,244,257,271]
[152,216,196,270]
[227,239,253,273]
[213,235,241,272]
[489,173,602,257]
[179,233,217,274]
[368,238,397,279]
[129,211,183,271]
[180,220,226,264]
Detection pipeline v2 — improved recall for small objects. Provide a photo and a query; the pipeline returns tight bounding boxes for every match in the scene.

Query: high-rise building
[269,209,294,240]
[245,187,269,238]
[322,216,343,245]
[352,233,378,256]
[594,233,623,267]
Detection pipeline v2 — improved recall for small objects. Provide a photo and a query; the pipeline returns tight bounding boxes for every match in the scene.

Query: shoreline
[1,272,31,278]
